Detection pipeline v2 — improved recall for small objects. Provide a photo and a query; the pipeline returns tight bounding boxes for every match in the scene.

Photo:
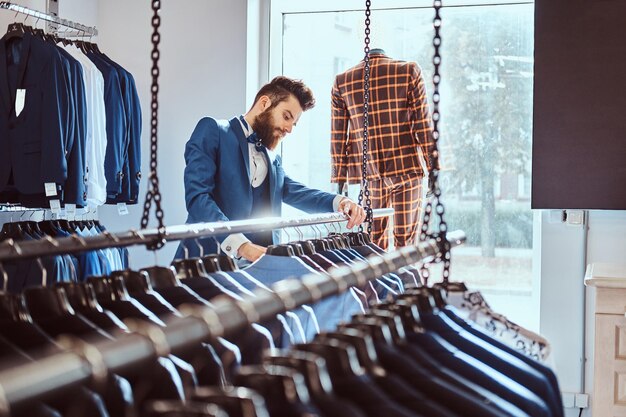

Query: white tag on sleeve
[117,203,129,216]
[44,182,57,197]
[15,89,25,117]
[50,199,61,214]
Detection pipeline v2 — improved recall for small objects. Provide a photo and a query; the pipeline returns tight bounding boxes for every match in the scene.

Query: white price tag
[49,199,61,214]
[65,203,76,219]
[44,182,57,197]
[117,203,129,216]
[58,209,67,220]
[15,89,25,117]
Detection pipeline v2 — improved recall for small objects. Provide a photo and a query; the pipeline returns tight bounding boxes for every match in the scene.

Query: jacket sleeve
[280,156,336,213]
[330,76,349,183]
[408,62,439,172]
[184,118,230,223]
[41,49,71,185]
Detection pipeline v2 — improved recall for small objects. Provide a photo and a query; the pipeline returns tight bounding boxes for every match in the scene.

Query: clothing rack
[0,228,465,411]
[0,1,98,36]
[0,208,395,262]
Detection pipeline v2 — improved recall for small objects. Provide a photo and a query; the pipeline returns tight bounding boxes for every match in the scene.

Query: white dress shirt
[62,44,108,207]
[221,116,343,257]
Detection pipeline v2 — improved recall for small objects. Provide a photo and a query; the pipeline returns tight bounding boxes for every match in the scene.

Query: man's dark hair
[253,76,315,111]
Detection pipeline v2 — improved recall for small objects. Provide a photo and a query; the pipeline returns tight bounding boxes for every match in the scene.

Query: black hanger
[111,270,181,319]
[141,266,213,309]
[0,221,25,241]
[340,319,396,347]
[55,282,128,333]
[0,293,32,323]
[263,349,335,398]
[407,286,447,309]
[292,240,316,255]
[325,234,346,250]
[293,339,363,379]
[170,257,209,279]
[22,285,74,319]
[353,310,407,344]
[233,365,312,413]
[4,22,26,41]
[374,300,425,333]
[216,254,238,271]
[266,244,295,257]
[344,232,367,247]
[307,238,329,252]
[142,400,227,417]
[200,255,221,273]
[191,386,269,417]
[315,329,380,374]
[397,287,438,314]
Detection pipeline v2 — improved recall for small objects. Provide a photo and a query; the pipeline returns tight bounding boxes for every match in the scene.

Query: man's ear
[259,95,272,111]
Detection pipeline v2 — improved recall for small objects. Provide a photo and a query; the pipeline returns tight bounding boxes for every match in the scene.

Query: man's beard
[251,110,283,150]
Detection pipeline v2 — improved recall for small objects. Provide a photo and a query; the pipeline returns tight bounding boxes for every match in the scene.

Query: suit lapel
[228,117,251,182]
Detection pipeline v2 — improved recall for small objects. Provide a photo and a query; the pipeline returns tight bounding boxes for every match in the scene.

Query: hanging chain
[420,0,451,285]
[140,0,166,250]
[358,0,373,234]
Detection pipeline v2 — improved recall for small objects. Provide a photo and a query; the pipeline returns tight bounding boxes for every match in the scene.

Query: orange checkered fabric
[370,174,423,250]
[330,52,438,184]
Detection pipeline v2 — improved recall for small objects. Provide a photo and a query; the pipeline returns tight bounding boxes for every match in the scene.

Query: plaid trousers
[370,174,423,250]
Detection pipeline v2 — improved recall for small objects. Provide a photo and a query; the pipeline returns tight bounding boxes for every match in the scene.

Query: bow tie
[247,132,264,149]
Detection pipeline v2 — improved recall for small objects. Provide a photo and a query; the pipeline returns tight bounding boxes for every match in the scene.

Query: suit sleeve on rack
[408,62,439,172]
[184,117,231,223]
[41,49,72,185]
[63,60,88,207]
[330,77,349,183]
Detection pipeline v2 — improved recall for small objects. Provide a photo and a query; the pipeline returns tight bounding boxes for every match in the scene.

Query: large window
[270,0,538,330]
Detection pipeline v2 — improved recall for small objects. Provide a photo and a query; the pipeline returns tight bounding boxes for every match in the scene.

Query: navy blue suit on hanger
[0,32,73,201]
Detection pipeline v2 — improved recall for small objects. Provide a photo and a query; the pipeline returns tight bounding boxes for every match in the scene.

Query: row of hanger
[5,19,101,54]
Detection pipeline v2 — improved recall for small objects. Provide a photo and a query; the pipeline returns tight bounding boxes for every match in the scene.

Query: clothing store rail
[0,1,98,36]
[0,208,395,262]
[0,229,464,412]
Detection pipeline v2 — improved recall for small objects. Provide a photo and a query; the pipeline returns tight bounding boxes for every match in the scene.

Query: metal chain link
[358,0,373,234]
[420,0,451,285]
[140,0,166,250]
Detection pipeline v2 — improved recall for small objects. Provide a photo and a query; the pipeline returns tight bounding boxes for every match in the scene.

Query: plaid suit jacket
[330,53,438,183]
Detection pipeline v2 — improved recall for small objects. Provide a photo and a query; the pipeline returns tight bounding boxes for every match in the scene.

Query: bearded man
[175,76,366,262]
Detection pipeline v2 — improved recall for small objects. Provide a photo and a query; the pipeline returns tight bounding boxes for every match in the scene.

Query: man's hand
[337,197,367,229]
[238,242,267,262]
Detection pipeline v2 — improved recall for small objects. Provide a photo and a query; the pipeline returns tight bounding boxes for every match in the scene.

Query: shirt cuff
[333,194,346,211]
[221,233,250,258]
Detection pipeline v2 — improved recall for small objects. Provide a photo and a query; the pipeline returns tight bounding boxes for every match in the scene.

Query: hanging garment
[330,51,439,249]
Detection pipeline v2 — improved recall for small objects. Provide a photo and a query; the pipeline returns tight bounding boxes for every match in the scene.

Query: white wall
[94,0,249,268]
[540,210,626,417]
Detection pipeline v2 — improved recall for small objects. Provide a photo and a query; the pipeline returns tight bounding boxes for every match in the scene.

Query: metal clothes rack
[0,208,395,262]
[0,229,465,412]
[0,1,98,36]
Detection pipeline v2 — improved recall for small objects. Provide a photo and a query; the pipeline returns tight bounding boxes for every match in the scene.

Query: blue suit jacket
[0,32,72,197]
[175,117,337,258]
